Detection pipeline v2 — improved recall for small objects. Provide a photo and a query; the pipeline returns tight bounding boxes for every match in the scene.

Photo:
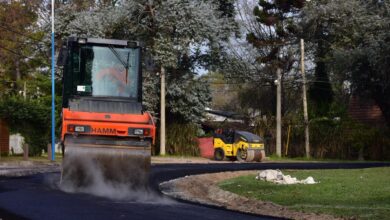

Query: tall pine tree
[246,0,305,115]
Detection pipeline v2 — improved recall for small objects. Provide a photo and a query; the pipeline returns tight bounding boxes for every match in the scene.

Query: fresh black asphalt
[0,162,389,220]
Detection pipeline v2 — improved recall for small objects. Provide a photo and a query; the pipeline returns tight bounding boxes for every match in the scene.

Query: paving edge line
[159,171,341,220]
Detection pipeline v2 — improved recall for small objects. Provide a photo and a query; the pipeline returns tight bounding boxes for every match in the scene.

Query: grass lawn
[219,167,390,219]
[266,154,388,163]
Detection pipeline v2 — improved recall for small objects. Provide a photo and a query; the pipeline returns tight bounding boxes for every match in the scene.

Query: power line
[0,23,50,59]
[0,44,47,65]
[0,44,29,59]
[0,38,30,48]
[0,23,45,44]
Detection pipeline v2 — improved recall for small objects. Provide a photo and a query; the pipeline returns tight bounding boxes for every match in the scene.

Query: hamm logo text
[92,128,116,134]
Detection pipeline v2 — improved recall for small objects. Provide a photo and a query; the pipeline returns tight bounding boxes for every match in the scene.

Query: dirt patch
[160,171,341,220]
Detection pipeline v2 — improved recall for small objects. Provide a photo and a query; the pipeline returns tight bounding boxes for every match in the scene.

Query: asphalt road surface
[0,162,389,220]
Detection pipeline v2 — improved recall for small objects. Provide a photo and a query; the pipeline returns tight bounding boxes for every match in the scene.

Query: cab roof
[235,130,263,143]
[67,37,139,47]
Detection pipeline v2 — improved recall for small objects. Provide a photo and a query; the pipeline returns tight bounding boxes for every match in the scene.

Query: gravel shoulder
[159,171,341,220]
[0,156,226,177]
[0,160,60,177]
[0,156,212,177]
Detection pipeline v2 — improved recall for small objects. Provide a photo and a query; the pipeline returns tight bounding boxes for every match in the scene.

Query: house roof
[206,109,245,119]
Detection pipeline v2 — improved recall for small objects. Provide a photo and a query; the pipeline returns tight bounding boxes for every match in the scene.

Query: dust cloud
[59,172,173,205]
[45,146,174,205]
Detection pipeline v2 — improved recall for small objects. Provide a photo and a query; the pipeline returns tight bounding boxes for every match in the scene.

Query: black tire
[260,150,266,162]
[236,149,246,161]
[254,149,265,162]
[214,148,225,161]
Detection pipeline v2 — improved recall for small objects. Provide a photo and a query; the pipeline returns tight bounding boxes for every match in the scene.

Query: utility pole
[23,81,26,100]
[51,0,55,161]
[160,66,166,156]
[276,67,282,157]
[301,39,310,158]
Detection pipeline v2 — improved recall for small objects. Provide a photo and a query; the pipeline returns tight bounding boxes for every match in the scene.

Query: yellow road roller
[213,130,265,162]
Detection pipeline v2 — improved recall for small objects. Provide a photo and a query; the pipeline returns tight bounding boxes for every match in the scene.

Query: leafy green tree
[0,74,59,156]
[240,0,305,118]
[55,0,235,124]
[202,72,241,111]
[0,1,54,155]
[0,0,43,81]
[247,0,304,70]
[347,1,390,127]
[299,0,355,116]
[300,0,390,126]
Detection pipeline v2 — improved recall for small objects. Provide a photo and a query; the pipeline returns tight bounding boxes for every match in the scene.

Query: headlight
[68,125,90,133]
[75,126,85,132]
[129,128,151,136]
[134,129,144,135]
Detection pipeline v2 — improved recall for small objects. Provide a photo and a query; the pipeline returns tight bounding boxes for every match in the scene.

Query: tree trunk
[15,58,21,81]
[358,148,364,161]
[309,37,333,115]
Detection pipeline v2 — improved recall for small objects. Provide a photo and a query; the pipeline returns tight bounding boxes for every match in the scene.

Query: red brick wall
[348,96,386,127]
[0,119,9,154]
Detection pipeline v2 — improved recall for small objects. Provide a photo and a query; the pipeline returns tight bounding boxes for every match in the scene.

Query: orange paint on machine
[61,108,156,143]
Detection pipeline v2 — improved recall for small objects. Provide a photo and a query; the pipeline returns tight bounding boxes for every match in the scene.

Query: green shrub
[281,100,390,160]
[165,123,199,156]
[0,96,54,156]
[289,117,389,160]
